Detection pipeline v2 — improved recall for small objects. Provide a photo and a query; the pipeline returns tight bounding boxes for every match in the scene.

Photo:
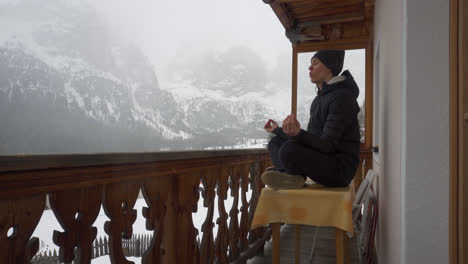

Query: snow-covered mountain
[0,0,281,153]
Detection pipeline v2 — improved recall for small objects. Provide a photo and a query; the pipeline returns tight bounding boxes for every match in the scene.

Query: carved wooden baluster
[171,173,200,264]
[200,168,217,263]
[254,160,271,244]
[228,166,240,261]
[239,164,250,252]
[258,160,268,189]
[247,162,262,244]
[0,194,45,263]
[141,176,168,264]
[103,182,140,264]
[214,166,230,264]
[191,173,201,264]
[262,160,273,243]
[49,186,102,264]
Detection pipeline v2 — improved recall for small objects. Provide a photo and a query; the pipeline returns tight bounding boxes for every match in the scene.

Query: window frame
[290,39,374,150]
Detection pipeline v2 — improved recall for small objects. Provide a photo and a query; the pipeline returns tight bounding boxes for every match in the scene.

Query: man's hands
[282,114,301,136]
[264,114,301,136]
[264,119,278,132]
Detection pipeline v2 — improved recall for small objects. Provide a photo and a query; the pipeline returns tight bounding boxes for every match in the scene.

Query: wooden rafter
[268,2,295,30]
[288,1,363,16]
[275,0,361,4]
[296,12,364,25]
[293,37,368,52]
[315,14,365,25]
[263,0,374,45]
[294,6,364,21]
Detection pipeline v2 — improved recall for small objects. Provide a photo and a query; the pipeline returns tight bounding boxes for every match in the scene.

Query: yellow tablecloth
[251,180,355,234]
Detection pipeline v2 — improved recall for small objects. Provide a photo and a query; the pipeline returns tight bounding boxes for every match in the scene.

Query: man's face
[308,58,331,84]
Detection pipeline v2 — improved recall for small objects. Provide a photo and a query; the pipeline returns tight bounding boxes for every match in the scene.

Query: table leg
[336,227,344,264]
[272,223,280,264]
[344,231,350,263]
[295,224,300,264]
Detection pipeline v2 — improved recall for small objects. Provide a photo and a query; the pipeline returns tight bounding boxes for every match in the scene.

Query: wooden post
[0,195,45,264]
[364,38,374,149]
[335,228,344,264]
[344,232,350,263]
[104,237,109,255]
[292,46,298,115]
[135,236,141,257]
[99,237,104,258]
[162,174,200,264]
[458,1,468,264]
[74,247,81,264]
[272,223,281,264]
[295,225,301,264]
[449,1,459,264]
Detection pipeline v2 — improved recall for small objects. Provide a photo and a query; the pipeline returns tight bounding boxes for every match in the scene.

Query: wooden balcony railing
[0,149,272,264]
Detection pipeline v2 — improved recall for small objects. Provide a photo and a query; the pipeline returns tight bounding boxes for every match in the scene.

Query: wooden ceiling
[262,0,375,50]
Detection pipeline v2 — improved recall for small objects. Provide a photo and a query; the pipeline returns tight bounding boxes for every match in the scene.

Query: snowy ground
[92,255,141,264]
[204,138,267,150]
[33,188,252,263]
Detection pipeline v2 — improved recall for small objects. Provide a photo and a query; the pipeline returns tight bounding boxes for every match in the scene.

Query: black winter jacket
[273,70,361,183]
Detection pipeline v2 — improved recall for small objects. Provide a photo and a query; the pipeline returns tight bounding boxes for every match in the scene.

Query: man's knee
[277,140,304,175]
[267,136,284,151]
[278,140,301,163]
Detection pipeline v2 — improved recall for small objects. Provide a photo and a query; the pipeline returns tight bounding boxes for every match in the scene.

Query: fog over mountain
[0,0,364,153]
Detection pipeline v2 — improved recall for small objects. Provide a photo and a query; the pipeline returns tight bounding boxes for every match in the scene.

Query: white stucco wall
[373,0,450,263]
[402,0,449,263]
[372,0,403,263]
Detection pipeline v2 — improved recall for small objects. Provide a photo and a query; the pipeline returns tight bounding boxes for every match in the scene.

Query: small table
[251,180,355,264]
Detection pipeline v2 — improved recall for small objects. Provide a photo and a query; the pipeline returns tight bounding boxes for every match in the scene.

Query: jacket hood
[318,70,360,99]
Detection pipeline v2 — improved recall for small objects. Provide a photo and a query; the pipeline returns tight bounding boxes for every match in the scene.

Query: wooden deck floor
[247,224,361,264]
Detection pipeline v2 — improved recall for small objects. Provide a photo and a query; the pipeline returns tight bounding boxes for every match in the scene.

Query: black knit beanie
[311,50,345,76]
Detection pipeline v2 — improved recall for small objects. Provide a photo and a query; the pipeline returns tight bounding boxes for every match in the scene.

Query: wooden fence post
[135,236,141,257]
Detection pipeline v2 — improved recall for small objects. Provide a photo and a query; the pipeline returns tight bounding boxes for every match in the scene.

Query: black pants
[267,136,349,187]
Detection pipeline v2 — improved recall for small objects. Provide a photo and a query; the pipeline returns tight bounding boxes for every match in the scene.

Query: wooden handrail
[0,149,272,264]
[0,148,370,263]
[0,150,269,198]
[0,148,269,172]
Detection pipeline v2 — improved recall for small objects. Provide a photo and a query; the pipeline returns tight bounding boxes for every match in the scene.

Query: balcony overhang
[262,0,375,150]
[262,0,375,51]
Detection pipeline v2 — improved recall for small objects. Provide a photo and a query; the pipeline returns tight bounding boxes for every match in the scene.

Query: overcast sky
[88,0,290,71]
[88,0,365,105]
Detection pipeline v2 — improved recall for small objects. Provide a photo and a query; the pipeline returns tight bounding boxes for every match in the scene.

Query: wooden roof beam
[318,15,365,24]
[263,1,296,30]
[297,11,365,24]
[288,0,363,11]
[274,0,362,4]
[284,12,364,44]
[293,5,363,18]
[293,37,369,53]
